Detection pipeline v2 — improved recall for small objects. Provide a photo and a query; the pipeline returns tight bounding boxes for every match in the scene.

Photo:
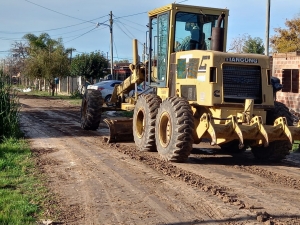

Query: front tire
[251,101,292,161]
[133,94,162,152]
[80,90,103,130]
[155,97,194,162]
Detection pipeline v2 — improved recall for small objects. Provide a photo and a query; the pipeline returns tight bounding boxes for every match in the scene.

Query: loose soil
[19,93,300,225]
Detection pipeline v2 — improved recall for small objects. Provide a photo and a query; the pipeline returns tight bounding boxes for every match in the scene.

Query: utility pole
[265,0,271,56]
[109,11,114,77]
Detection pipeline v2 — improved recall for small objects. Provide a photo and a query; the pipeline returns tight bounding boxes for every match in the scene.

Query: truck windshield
[174,12,222,52]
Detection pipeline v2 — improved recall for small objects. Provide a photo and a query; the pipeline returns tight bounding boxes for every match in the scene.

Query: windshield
[174,12,222,52]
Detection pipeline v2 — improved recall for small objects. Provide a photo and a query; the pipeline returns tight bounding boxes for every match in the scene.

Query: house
[272,51,300,113]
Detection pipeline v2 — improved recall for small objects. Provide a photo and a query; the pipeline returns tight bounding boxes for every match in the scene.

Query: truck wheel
[155,97,194,162]
[133,94,162,152]
[251,141,291,162]
[219,140,247,154]
[80,90,103,130]
[251,101,292,161]
[266,101,293,126]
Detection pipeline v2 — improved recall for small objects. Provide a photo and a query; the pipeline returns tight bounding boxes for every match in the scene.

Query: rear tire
[104,94,112,103]
[219,140,247,154]
[251,101,292,161]
[80,90,103,130]
[133,94,162,152]
[155,97,194,162]
[266,101,293,126]
[251,141,291,162]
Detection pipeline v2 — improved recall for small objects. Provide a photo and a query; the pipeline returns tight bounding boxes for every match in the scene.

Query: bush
[0,79,21,141]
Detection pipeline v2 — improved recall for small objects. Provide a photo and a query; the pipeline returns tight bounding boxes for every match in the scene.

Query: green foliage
[270,16,300,53]
[24,48,70,83]
[70,89,83,99]
[70,51,108,80]
[229,34,264,54]
[292,141,300,153]
[0,79,21,140]
[0,138,44,224]
[243,37,265,54]
[23,33,72,93]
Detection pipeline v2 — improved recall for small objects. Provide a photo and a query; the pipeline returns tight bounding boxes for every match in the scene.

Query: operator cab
[147,4,228,88]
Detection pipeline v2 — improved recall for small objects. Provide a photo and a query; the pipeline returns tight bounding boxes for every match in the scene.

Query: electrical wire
[0,37,23,41]
[50,25,96,37]
[113,40,118,60]
[0,16,108,34]
[114,22,144,46]
[114,18,146,33]
[63,26,98,44]
[115,17,146,28]
[24,0,96,24]
[113,11,147,19]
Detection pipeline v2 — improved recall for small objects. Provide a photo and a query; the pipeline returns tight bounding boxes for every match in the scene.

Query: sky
[1,0,300,61]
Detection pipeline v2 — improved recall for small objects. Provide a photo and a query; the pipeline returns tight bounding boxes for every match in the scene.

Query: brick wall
[272,52,300,112]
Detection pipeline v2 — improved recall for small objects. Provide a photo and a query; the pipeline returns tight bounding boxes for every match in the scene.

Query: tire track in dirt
[21,112,233,224]
[20,96,300,224]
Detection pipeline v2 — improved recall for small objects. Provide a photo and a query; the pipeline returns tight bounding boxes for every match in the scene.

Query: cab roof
[148,3,229,17]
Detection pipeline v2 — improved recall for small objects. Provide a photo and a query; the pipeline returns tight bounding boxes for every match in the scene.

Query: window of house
[282,69,299,93]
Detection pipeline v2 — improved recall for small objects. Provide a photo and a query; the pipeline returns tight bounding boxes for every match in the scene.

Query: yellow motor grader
[81,3,300,162]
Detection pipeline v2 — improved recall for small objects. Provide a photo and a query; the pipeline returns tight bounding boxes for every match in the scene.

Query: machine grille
[223,65,262,104]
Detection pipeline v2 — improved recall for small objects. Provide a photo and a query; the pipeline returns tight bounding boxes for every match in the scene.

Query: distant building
[272,51,300,113]
[113,62,131,80]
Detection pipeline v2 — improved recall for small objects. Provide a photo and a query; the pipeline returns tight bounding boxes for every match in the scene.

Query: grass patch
[0,138,50,225]
[67,98,82,106]
[118,111,134,118]
[292,141,300,153]
[20,90,83,106]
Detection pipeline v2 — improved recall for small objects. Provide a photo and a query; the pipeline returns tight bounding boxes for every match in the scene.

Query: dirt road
[19,94,300,225]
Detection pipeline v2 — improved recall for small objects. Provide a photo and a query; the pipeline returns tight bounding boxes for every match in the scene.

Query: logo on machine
[214,90,220,97]
[225,57,258,63]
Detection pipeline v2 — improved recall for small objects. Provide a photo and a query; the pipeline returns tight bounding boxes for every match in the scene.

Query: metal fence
[19,76,84,95]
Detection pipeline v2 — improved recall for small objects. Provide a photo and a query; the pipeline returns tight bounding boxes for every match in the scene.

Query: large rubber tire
[133,94,162,152]
[219,140,247,154]
[266,101,293,126]
[251,141,291,162]
[80,90,103,130]
[251,101,292,161]
[155,97,194,162]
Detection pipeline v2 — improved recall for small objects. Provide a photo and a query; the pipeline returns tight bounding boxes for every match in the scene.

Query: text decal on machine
[225,57,258,63]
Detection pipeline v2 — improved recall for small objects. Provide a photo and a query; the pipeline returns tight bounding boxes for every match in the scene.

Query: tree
[23,33,72,96]
[114,59,130,64]
[270,16,300,53]
[70,51,108,82]
[243,37,264,54]
[6,42,29,79]
[228,34,264,54]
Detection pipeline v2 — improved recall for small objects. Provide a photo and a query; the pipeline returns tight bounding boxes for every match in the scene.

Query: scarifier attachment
[198,114,300,147]
[103,118,134,143]
[197,99,300,147]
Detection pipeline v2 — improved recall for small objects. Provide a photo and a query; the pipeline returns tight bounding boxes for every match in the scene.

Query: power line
[50,25,96,37]
[115,17,146,28]
[114,20,145,34]
[114,22,144,46]
[113,40,118,60]
[63,26,98,44]
[114,22,134,40]
[113,11,147,19]
[0,37,23,41]
[24,0,96,24]
[0,16,108,35]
